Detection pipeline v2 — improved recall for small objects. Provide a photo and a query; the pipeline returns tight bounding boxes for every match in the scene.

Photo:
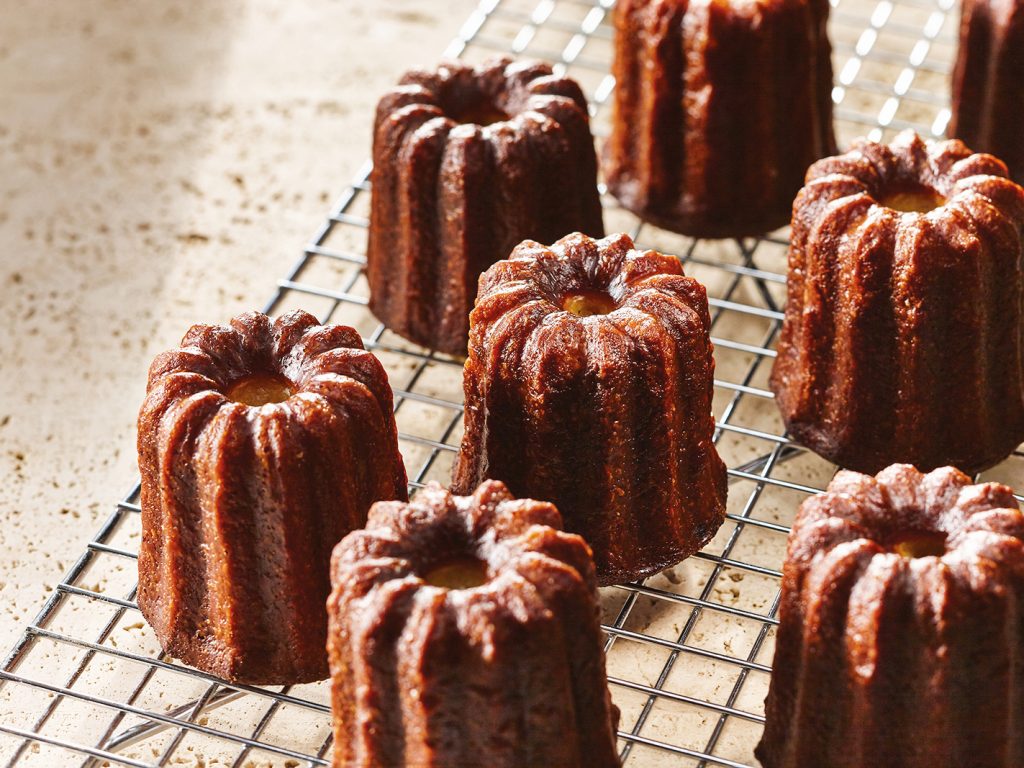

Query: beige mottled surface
[3,0,1017,765]
[0,0,475,653]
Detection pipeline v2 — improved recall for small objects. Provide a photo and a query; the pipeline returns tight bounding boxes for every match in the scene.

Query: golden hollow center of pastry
[227,374,294,406]
[879,181,946,213]
[890,529,947,558]
[451,98,509,126]
[562,289,617,317]
[424,555,490,589]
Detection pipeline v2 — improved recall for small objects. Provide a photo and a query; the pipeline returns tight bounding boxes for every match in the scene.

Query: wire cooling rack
[5,0,1020,766]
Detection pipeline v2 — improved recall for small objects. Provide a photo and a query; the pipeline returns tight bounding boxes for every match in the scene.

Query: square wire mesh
[5,0,1014,766]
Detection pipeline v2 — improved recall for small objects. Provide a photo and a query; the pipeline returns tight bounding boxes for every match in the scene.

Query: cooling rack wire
[3,0,1016,765]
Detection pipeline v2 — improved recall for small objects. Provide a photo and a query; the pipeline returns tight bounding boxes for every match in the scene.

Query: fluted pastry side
[951,0,1024,183]
[771,130,1024,473]
[368,56,604,355]
[137,310,407,684]
[758,464,1024,767]
[327,481,621,768]
[604,0,836,238]
[453,232,727,585]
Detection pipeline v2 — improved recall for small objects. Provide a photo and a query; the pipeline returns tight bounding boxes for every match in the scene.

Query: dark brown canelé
[758,464,1024,767]
[951,0,1024,183]
[368,56,604,356]
[771,130,1024,474]
[452,232,727,585]
[604,0,836,238]
[137,310,407,684]
[327,481,621,767]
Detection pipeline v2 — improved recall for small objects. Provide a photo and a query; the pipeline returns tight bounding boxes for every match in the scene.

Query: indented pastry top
[143,309,397,424]
[789,463,1024,571]
[331,480,598,640]
[798,129,1024,226]
[471,232,711,354]
[375,56,589,137]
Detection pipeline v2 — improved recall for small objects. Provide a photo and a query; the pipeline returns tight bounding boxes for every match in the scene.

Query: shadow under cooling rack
[4,0,1014,766]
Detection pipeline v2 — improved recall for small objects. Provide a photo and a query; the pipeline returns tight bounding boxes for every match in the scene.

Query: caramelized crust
[137,310,407,684]
[327,481,621,768]
[452,233,727,585]
[368,57,604,355]
[604,0,836,238]
[952,0,1024,183]
[771,131,1024,474]
[758,464,1024,767]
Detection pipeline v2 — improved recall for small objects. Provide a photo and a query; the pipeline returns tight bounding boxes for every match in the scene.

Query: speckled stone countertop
[0,0,476,653]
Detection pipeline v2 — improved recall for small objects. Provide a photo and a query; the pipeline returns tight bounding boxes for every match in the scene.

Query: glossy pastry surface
[368,56,603,355]
[604,0,836,237]
[759,464,1024,767]
[137,310,407,684]
[453,232,727,585]
[327,480,621,768]
[772,130,1024,474]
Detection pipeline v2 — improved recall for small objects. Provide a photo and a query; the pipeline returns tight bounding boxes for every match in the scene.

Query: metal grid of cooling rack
[4,0,1018,766]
